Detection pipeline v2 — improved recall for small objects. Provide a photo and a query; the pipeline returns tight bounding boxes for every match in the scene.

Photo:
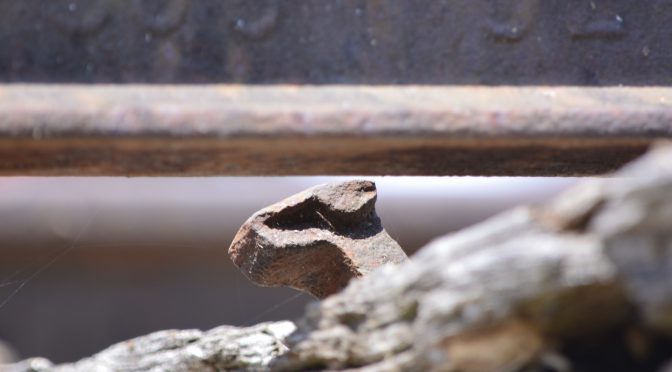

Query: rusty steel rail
[0,85,671,176]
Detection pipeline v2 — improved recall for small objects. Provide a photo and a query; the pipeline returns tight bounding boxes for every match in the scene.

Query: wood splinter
[228,180,408,299]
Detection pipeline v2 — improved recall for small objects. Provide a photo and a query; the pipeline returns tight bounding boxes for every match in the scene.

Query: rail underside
[0,85,670,176]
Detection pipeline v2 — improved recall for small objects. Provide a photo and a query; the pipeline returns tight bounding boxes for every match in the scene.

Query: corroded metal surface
[0,1,670,85]
[229,180,407,299]
[0,85,670,176]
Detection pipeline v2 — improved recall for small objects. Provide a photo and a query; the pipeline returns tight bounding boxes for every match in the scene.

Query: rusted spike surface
[228,180,407,299]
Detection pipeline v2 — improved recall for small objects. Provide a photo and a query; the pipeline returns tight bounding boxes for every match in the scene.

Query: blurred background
[0,177,578,363]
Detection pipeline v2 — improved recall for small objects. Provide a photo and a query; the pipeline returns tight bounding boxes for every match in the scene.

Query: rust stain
[441,320,544,372]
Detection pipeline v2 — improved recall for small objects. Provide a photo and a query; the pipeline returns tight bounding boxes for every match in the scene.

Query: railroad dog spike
[228,180,408,299]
